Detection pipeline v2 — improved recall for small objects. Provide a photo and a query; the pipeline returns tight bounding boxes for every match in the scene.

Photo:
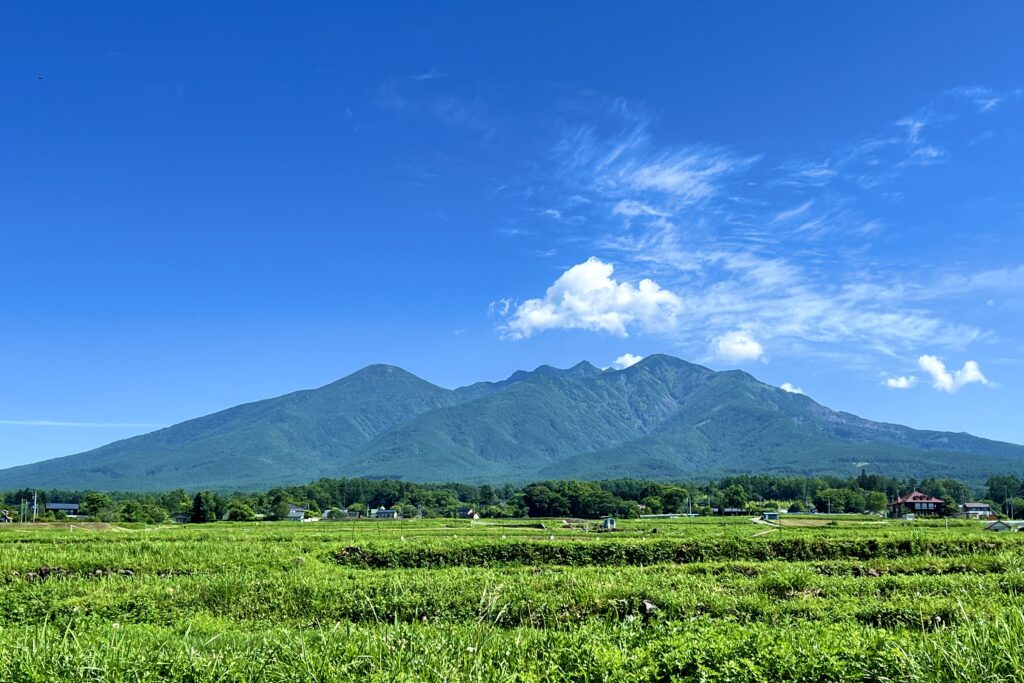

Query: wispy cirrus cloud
[496,89,1023,382]
[412,67,447,81]
[945,85,1021,113]
[553,113,758,216]
[773,201,813,223]
[378,80,496,135]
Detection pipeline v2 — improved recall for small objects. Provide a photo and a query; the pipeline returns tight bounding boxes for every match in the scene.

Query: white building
[372,506,400,519]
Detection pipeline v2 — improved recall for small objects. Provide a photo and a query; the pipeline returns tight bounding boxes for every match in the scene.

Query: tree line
[4,470,1024,523]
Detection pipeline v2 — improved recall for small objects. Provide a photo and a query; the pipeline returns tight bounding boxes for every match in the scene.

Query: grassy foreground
[1,516,1022,682]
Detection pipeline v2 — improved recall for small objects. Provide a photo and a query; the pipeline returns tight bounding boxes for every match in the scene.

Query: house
[601,517,616,530]
[984,520,1024,532]
[960,502,994,520]
[372,506,400,519]
[45,502,81,517]
[284,505,308,521]
[171,512,190,524]
[716,507,752,516]
[889,491,945,517]
[458,508,481,520]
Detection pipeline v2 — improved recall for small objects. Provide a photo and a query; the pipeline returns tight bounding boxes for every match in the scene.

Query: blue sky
[1,3,1023,468]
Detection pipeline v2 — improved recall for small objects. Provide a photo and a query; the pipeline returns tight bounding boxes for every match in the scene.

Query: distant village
[3,472,1024,531]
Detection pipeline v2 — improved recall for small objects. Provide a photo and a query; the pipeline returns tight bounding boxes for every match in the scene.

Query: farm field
[1,516,1023,682]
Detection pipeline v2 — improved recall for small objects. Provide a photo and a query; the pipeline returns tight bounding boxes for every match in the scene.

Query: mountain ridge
[0,354,1020,490]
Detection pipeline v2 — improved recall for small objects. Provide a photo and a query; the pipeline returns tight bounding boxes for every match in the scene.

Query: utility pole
[32,491,37,522]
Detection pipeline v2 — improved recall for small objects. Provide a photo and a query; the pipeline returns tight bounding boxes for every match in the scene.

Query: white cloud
[623,150,751,203]
[509,95,1017,369]
[556,118,756,213]
[945,85,1021,113]
[780,382,804,394]
[774,201,813,222]
[488,298,512,318]
[612,353,644,369]
[917,355,991,393]
[603,236,986,355]
[500,257,682,339]
[885,376,918,389]
[612,200,668,217]
[897,116,927,144]
[412,67,447,81]
[712,330,765,362]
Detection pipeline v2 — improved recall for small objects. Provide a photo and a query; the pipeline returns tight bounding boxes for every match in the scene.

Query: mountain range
[1,354,1021,491]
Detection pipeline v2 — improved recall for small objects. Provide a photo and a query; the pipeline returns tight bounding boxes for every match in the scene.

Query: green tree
[226,504,256,521]
[864,491,889,514]
[271,501,292,520]
[522,484,570,517]
[1005,497,1024,519]
[190,492,218,523]
[478,485,497,506]
[639,496,663,514]
[662,487,690,513]
[813,488,850,514]
[81,492,114,519]
[720,485,748,511]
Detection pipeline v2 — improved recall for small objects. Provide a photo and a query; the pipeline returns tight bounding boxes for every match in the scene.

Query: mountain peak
[336,363,430,384]
[1,353,1021,491]
[621,354,712,376]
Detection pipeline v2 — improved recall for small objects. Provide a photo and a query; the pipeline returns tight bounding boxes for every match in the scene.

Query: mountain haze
[1,355,1021,490]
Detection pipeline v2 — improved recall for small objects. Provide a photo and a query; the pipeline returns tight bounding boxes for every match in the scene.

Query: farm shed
[984,520,1024,532]
[601,517,616,530]
[45,502,81,516]
[960,502,994,519]
[0,510,13,523]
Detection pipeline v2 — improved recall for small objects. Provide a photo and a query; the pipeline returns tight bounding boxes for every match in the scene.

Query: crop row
[332,536,1013,568]
[2,611,1024,683]
[3,559,1023,630]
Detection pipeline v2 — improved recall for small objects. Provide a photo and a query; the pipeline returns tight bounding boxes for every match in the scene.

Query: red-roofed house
[889,491,945,517]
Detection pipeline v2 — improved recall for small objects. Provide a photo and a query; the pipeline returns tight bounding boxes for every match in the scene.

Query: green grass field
[1,516,1022,682]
